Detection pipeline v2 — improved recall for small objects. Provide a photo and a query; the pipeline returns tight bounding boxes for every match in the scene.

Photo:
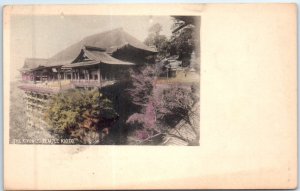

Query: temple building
[19,28,157,129]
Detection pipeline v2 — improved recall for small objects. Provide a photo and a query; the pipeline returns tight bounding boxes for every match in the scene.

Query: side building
[19,28,157,129]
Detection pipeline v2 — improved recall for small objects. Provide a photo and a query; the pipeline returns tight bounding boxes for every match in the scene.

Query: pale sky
[10,15,173,80]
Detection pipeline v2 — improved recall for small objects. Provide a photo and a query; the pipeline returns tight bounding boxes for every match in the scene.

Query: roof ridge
[82,27,124,41]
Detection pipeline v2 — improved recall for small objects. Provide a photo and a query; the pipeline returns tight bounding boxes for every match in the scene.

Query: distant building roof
[21,58,49,72]
[165,60,181,69]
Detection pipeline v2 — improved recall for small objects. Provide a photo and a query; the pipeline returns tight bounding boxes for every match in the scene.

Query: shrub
[45,89,118,144]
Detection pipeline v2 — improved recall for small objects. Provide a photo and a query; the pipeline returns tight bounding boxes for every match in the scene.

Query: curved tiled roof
[62,49,134,69]
[84,49,134,65]
[48,28,156,65]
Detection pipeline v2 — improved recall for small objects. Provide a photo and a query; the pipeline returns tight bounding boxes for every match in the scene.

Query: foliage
[157,86,198,121]
[156,85,200,145]
[148,23,163,35]
[144,23,170,58]
[126,66,200,145]
[126,100,158,141]
[126,66,159,142]
[100,80,141,145]
[45,89,118,144]
[126,66,156,106]
[156,85,199,129]
[144,19,197,67]
[171,26,195,66]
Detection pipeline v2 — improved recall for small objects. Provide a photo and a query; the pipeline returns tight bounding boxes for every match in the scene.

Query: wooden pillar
[78,69,80,82]
[83,70,85,81]
[32,72,35,82]
[84,69,87,82]
[58,69,61,89]
[97,64,101,87]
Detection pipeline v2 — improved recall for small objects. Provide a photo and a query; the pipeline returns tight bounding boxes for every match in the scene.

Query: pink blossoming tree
[126,66,200,145]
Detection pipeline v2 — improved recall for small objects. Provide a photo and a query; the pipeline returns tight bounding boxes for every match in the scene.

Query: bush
[45,89,118,144]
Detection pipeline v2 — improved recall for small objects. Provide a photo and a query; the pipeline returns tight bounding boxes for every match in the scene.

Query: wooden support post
[78,69,80,82]
[84,69,87,82]
[58,69,61,89]
[98,64,101,88]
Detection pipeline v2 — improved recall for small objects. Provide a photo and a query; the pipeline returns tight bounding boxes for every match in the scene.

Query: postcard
[3,4,297,190]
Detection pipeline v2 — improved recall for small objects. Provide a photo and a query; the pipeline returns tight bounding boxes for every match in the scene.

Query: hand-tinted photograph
[9,15,200,145]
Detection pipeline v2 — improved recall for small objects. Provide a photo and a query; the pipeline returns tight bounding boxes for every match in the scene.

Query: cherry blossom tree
[126,66,199,145]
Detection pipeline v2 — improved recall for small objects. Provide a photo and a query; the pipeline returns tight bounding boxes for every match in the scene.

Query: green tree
[45,89,118,144]
[170,24,195,66]
[144,18,197,67]
[144,23,170,58]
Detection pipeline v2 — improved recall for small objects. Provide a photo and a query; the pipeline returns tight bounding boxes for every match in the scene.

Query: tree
[156,85,200,145]
[126,66,156,107]
[45,89,118,144]
[144,23,170,58]
[166,16,200,67]
[126,66,200,145]
[148,23,162,35]
[170,25,195,66]
[126,66,160,144]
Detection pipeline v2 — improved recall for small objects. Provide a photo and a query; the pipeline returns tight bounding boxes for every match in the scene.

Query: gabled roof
[48,28,156,65]
[84,49,134,65]
[62,48,134,69]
